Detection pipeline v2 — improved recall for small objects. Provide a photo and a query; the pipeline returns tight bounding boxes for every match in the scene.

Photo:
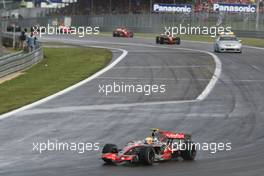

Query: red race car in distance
[156,34,181,45]
[57,25,73,34]
[113,27,134,38]
[101,128,196,165]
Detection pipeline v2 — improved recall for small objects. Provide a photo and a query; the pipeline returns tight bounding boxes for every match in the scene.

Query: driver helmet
[145,137,153,145]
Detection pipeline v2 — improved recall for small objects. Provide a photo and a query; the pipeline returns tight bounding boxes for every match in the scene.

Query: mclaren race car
[214,32,242,53]
[101,128,196,165]
[113,27,134,38]
[156,34,181,45]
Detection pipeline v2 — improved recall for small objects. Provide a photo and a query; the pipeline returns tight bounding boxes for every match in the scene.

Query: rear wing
[151,128,192,140]
[160,130,192,140]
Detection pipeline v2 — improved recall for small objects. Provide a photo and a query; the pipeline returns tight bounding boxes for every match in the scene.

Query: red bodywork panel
[102,143,140,163]
[59,25,72,33]
[161,147,173,160]
[102,153,135,163]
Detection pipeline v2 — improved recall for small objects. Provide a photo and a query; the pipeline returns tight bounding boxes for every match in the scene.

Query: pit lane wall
[0,34,43,78]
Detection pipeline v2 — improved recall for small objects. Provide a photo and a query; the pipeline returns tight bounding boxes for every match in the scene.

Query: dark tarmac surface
[0,35,264,176]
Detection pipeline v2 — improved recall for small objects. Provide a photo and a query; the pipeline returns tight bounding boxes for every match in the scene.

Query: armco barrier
[0,47,43,78]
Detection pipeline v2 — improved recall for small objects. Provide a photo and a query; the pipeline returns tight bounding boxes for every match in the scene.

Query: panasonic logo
[213,3,256,13]
[153,4,192,13]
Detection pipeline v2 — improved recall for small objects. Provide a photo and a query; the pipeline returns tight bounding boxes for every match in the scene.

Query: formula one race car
[101,128,196,165]
[113,27,134,38]
[57,25,73,34]
[156,34,181,45]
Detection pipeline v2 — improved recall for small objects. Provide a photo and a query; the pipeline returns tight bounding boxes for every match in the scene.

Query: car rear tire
[156,36,160,44]
[139,147,155,165]
[181,141,196,161]
[176,38,181,45]
[160,37,164,44]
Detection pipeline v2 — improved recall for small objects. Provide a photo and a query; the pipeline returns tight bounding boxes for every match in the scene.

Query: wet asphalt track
[0,35,264,176]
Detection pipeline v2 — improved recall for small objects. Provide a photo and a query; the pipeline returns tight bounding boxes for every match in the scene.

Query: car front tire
[102,144,118,164]
[214,47,218,52]
[214,45,219,53]
[102,144,118,154]
[139,146,155,165]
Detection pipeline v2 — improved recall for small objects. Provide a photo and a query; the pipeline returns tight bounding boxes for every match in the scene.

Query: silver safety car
[214,32,242,53]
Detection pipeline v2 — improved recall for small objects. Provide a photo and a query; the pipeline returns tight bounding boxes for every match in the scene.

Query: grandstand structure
[50,0,263,16]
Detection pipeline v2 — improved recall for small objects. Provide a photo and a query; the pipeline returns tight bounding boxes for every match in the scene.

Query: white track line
[245,45,264,50]
[45,37,221,101]
[196,51,222,100]
[97,76,211,81]
[0,46,128,120]
[0,37,222,119]
[15,102,194,116]
[112,65,211,69]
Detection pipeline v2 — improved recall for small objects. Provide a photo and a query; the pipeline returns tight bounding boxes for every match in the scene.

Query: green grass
[100,32,264,48]
[0,47,112,114]
[239,37,264,48]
